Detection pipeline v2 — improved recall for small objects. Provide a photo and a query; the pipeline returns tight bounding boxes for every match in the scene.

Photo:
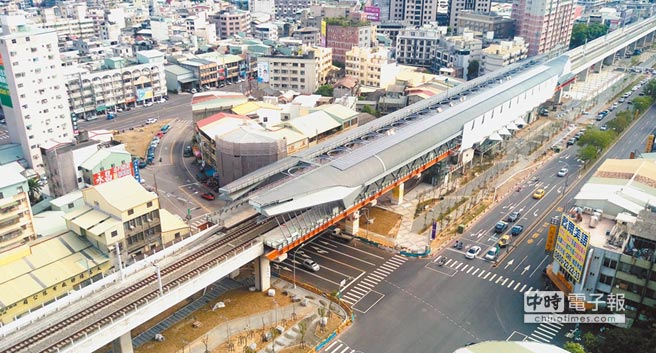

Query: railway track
[3,217,275,353]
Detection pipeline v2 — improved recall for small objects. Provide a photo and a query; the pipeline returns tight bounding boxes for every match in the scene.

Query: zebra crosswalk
[527,322,564,343]
[340,255,406,306]
[432,256,536,294]
[322,339,361,353]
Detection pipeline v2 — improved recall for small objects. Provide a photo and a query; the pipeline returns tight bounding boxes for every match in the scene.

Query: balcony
[620,254,652,269]
[0,200,21,214]
[616,270,648,286]
[611,286,641,304]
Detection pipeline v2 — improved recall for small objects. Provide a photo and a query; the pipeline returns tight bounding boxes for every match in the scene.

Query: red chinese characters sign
[92,163,134,185]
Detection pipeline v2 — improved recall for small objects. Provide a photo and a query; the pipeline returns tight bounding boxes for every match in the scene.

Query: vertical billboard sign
[364,6,381,21]
[553,214,590,282]
[0,54,13,108]
[320,20,327,47]
[257,62,270,83]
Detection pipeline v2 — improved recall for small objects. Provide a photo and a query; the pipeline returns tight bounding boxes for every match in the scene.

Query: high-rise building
[324,18,373,64]
[388,0,439,26]
[448,0,492,33]
[513,0,575,56]
[0,15,74,176]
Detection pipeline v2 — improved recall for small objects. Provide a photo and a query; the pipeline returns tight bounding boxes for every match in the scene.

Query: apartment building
[457,11,515,38]
[292,27,321,46]
[65,177,163,258]
[396,26,446,69]
[257,46,333,94]
[213,9,251,39]
[545,159,656,326]
[179,58,218,89]
[432,32,482,79]
[448,0,491,32]
[481,37,528,74]
[513,0,575,56]
[254,23,279,41]
[345,47,399,89]
[38,7,97,46]
[0,15,74,175]
[389,0,439,27]
[276,0,313,18]
[63,57,166,120]
[323,18,372,64]
[0,162,36,252]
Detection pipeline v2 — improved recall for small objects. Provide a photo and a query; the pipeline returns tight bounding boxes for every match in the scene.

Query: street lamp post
[292,242,308,289]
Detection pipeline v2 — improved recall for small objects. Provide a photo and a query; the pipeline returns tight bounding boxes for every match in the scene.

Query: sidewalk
[377,117,563,254]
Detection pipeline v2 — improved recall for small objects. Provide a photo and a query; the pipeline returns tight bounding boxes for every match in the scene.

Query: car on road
[494,221,508,233]
[511,225,524,236]
[146,118,158,124]
[200,192,215,200]
[160,124,171,133]
[506,211,521,222]
[533,188,546,199]
[619,98,625,103]
[484,247,499,261]
[557,167,568,177]
[183,145,194,157]
[85,115,98,121]
[566,138,577,146]
[137,159,148,168]
[302,259,320,271]
[465,246,481,259]
[596,114,605,121]
[498,235,511,248]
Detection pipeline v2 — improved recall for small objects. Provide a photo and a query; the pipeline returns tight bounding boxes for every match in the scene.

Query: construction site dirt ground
[334,206,402,238]
[135,289,297,353]
[113,119,174,158]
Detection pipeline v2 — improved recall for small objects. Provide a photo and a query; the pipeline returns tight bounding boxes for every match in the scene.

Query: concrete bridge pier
[112,332,134,353]
[254,256,271,291]
[637,37,646,49]
[578,67,589,82]
[592,60,603,73]
[344,211,360,235]
[603,53,615,67]
[391,182,405,205]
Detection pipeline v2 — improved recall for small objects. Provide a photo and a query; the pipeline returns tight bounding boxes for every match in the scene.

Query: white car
[465,246,481,259]
[302,259,320,272]
[557,167,568,177]
[484,247,499,261]
[146,118,158,124]
[144,102,153,107]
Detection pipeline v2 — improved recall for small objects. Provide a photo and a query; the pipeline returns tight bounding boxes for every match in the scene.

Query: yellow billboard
[553,214,590,282]
[321,20,326,36]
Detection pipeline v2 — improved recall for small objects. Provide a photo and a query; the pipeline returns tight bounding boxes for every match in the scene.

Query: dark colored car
[511,225,524,236]
[494,221,508,233]
[201,192,215,200]
[183,145,193,157]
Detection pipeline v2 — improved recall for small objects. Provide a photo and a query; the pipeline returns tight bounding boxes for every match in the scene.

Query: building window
[68,203,74,209]
[599,274,613,286]
[128,209,134,215]
[111,230,118,237]
[147,201,153,208]
[603,258,617,269]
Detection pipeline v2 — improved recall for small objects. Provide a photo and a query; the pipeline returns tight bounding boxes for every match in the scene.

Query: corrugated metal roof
[87,177,158,212]
[285,111,341,137]
[0,232,109,307]
[248,57,566,214]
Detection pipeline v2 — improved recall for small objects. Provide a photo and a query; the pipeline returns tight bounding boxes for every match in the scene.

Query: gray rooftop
[242,56,567,215]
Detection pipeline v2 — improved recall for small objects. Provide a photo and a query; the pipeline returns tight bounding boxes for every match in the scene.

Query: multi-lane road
[310,72,656,353]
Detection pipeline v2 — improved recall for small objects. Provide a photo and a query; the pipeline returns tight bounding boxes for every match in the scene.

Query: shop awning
[498,127,511,136]
[95,105,106,112]
[488,133,503,141]
[506,122,519,130]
